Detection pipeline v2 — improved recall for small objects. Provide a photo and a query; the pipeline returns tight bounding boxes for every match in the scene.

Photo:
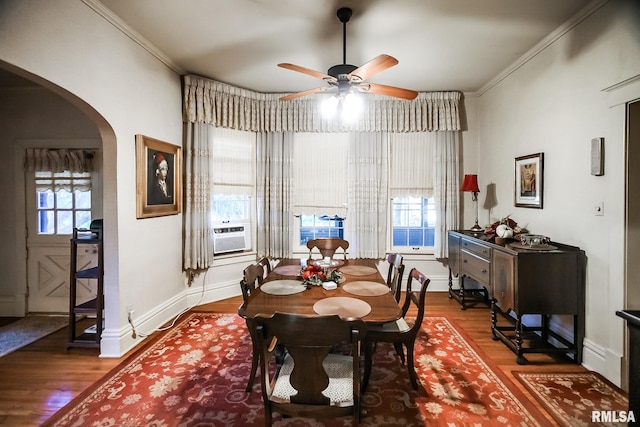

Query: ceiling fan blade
[358,83,419,100]
[280,87,327,101]
[278,63,337,83]
[348,54,398,82]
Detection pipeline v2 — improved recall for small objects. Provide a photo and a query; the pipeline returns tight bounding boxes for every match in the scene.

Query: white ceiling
[95,0,595,96]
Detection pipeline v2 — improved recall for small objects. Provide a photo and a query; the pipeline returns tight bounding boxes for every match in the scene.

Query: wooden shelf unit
[67,226,103,350]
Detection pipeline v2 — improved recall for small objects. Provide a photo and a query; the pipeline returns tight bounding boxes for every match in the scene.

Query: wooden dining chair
[256,256,272,278]
[254,312,367,427]
[240,263,265,302]
[362,268,431,392]
[239,262,265,392]
[385,253,405,302]
[306,238,349,260]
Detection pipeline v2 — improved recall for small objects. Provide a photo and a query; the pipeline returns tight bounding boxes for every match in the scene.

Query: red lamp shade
[460,174,480,193]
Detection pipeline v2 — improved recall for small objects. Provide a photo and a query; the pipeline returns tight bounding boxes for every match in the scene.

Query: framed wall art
[514,152,543,209]
[136,134,181,218]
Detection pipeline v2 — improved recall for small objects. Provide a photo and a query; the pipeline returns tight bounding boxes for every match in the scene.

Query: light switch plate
[591,137,604,176]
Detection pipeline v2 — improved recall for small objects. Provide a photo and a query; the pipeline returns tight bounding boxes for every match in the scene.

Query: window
[35,171,92,235]
[212,194,251,223]
[209,127,256,227]
[391,197,435,248]
[299,215,345,245]
[292,133,348,250]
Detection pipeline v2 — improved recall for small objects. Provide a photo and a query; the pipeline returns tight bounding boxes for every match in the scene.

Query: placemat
[342,281,390,296]
[260,280,306,295]
[313,297,371,318]
[272,265,302,276]
[339,265,378,276]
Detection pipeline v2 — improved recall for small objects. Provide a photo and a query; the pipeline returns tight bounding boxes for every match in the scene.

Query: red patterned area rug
[514,371,630,426]
[43,313,547,426]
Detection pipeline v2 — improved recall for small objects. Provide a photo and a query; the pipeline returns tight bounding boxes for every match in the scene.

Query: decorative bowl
[520,234,550,247]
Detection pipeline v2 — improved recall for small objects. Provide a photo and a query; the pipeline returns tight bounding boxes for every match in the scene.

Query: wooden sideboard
[448,230,586,364]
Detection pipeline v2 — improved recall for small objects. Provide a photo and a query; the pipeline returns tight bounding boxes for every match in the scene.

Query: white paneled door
[25,175,97,313]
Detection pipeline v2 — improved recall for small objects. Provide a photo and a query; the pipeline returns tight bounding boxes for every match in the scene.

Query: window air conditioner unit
[213,223,251,255]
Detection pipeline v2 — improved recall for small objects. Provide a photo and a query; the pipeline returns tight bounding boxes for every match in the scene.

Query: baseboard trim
[100,280,242,358]
[581,337,623,388]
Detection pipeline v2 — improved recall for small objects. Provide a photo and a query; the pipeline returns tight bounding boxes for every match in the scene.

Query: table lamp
[461,174,483,232]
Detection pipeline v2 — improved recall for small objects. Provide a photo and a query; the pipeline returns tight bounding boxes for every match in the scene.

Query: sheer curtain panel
[433,131,460,259]
[346,132,388,259]
[183,122,214,272]
[256,132,294,258]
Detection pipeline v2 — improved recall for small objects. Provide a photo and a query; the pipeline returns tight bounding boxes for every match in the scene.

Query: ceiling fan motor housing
[328,64,358,80]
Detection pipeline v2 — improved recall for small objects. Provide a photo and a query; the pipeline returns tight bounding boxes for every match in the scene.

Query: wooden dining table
[238,258,402,324]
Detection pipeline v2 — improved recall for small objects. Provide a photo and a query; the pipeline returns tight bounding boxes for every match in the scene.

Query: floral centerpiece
[484,215,527,242]
[300,264,342,286]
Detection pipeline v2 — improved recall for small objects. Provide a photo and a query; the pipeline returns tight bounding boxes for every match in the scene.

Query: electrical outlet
[595,202,604,216]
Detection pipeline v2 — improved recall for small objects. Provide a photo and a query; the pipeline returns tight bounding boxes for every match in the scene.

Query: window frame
[293,214,346,253]
[34,171,93,236]
[388,196,436,255]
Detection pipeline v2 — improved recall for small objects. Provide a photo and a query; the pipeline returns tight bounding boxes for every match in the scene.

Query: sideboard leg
[459,276,466,310]
[491,300,498,340]
[515,316,527,365]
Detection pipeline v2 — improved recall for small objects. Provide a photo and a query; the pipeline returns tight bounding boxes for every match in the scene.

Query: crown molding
[82,0,185,74]
[473,0,609,97]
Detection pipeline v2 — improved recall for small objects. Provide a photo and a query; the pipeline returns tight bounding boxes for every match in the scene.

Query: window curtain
[346,132,388,259]
[183,122,214,272]
[24,148,94,192]
[433,131,460,259]
[256,132,294,258]
[292,133,348,217]
[24,148,94,173]
[183,75,461,133]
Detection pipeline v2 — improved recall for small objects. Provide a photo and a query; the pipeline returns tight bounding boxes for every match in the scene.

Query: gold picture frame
[136,134,181,218]
[514,152,543,209]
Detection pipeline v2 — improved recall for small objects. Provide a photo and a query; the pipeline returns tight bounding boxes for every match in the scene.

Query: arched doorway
[0,65,113,320]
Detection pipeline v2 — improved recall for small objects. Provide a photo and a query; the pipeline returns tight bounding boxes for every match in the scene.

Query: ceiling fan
[278,7,418,102]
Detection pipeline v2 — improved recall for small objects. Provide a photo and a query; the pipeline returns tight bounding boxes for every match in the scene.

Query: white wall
[0,0,184,356]
[475,0,640,385]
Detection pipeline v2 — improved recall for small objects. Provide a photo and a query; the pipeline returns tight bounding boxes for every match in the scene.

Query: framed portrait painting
[514,152,543,209]
[136,134,181,218]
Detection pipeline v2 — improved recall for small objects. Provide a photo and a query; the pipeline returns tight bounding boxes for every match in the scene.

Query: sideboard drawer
[461,250,491,286]
[461,238,491,260]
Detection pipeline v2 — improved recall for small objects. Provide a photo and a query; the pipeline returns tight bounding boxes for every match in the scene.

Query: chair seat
[271,353,355,406]
[369,317,410,334]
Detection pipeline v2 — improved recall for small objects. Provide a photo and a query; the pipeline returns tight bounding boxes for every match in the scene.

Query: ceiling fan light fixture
[341,92,362,121]
[321,95,339,117]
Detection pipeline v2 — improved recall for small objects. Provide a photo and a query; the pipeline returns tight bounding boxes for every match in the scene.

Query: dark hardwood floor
[0,292,588,426]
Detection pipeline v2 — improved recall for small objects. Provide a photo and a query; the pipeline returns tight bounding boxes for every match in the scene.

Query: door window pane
[34,171,92,235]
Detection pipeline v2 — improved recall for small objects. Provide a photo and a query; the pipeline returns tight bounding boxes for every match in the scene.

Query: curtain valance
[183,75,461,132]
[24,148,95,173]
